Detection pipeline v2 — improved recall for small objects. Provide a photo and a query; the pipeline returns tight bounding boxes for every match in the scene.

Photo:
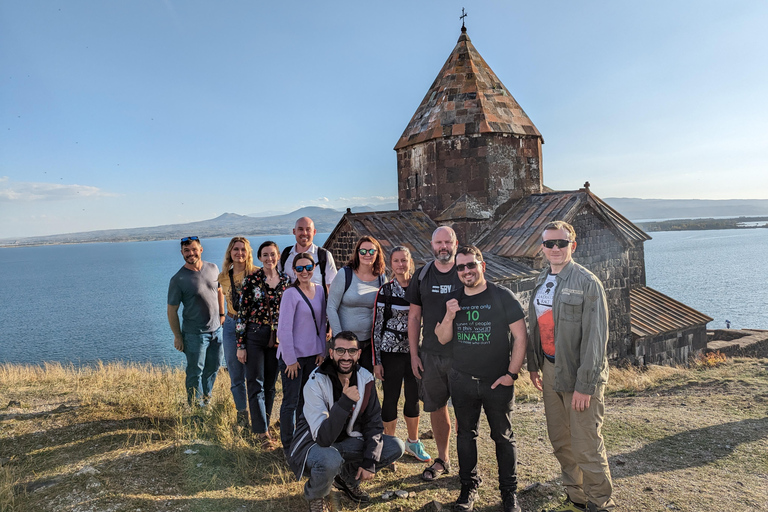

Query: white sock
[407,438,418,444]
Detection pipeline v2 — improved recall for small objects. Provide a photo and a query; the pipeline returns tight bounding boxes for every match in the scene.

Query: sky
[1,1,767,239]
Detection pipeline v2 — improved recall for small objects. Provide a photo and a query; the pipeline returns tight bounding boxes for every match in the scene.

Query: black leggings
[379,351,420,422]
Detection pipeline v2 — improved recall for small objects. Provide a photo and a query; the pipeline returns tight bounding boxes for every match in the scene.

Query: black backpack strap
[317,247,329,291]
[343,266,353,294]
[228,268,240,312]
[380,282,394,338]
[279,246,293,273]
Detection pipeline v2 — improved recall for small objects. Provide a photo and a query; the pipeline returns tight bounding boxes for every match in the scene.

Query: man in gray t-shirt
[167,236,225,407]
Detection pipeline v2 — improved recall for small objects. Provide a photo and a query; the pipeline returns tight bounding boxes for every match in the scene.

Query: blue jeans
[449,368,518,492]
[279,356,318,448]
[221,316,247,411]
[182,327,223,406]
[303,435,405,500]
[243,324,279,434]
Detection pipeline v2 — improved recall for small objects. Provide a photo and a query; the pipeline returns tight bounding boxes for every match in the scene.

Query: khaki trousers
[542,359,615,511]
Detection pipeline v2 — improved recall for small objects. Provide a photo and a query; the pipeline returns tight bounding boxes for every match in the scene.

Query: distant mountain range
[2,198,767,247]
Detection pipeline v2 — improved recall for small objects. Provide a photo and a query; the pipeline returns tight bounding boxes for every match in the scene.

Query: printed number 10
[466,310,479,321]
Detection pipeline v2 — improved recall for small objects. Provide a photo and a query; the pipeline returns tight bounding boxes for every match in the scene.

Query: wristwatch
[507,371,519,381]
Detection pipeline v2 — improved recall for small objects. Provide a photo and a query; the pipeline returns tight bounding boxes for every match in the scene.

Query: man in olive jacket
[527,221,615,512]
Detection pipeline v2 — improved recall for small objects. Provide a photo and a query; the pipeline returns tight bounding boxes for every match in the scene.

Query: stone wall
[634,325,709,365]
[324,222,357,270]
[397,133,542,219]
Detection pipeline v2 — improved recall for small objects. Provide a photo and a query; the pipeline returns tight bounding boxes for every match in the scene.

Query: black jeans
[243,324,279,434]
[449,368,518,492]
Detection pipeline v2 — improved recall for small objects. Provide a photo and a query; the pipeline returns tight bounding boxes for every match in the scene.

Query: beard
[332,357,356,374]
[433,247,455,263]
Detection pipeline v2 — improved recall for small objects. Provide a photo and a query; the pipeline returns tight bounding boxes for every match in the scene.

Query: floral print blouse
[234,268,290,349]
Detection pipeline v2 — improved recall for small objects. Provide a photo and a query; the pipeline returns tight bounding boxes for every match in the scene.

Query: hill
[602,198,768,221]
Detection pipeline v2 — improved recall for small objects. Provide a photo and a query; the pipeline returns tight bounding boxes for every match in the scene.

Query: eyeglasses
[294,264,314,273]
[358,248,377,256]
[456,261,480,272]
[542,239,572,249]
[180,236,199,243]
[333,347,360,356]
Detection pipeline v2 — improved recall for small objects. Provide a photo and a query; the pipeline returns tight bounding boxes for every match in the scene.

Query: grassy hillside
[1,357,767,512]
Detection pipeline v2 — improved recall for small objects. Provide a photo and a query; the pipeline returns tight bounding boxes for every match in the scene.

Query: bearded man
[287,331,404,512]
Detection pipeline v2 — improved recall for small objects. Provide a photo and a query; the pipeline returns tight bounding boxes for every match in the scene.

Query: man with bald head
[405,226,462,481]
[279,216,338,290]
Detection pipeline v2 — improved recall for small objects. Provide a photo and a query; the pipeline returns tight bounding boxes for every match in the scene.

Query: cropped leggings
[379,351,420,422]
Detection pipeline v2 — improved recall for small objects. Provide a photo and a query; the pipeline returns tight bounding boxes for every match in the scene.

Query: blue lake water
[0,229,765,365]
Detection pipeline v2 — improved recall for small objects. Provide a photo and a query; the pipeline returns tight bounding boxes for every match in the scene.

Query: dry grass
[1,358,767,512]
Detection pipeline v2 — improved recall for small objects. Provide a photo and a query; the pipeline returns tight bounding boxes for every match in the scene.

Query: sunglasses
[456,261,480,272]
[542,239,572,249]
[358,248,377,256]
[294,264,315,273]
[180,236,199,243]
[333,347,360,356]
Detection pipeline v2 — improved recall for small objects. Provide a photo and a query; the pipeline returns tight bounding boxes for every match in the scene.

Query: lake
[0,229,765,365]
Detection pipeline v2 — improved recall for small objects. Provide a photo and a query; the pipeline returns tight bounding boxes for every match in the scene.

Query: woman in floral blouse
[235,240,290,446]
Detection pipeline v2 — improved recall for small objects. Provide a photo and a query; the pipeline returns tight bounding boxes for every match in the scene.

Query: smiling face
[456,252,486,289]
[330,336,360,375]
[432,227,458,264]
[390,250,411,278]
[293,217,316,250]
[358,241,377,267]
[230,241,247,265]
[181,241,203,267]
[293,257,314,284]
[541,228,577,273]
[259,244,279,270]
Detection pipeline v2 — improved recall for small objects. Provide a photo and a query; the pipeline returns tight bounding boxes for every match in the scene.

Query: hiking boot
[544,498,587,511]
[502,490,521,512]
[454,483,478,511]
[333,475,370,504]
[405,439,432,462]
[307,497,328,512]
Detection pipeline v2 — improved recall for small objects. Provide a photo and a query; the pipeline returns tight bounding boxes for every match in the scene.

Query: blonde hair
[219,236,257,280]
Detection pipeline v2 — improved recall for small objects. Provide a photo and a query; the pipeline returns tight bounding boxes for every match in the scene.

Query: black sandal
[421,457,450,481]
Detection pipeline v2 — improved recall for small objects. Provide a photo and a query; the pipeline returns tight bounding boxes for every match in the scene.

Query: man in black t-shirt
[436,245,527,512]
[405,226,462,481]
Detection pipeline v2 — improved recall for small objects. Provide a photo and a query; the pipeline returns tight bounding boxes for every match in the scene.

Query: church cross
[460,8,468,28]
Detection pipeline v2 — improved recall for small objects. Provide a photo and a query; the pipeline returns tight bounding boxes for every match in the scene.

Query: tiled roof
[477,188,650,259]
[326,209,537,281]
[630,286,713,337]
[394,28,541,151]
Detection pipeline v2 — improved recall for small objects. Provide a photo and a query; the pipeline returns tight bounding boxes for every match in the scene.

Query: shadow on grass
[609,417,768,476]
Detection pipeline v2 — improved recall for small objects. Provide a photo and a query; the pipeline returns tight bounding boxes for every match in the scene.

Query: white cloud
[0,177,118,202]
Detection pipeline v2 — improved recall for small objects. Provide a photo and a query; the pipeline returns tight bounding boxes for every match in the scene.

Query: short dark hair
[330,330,359,349]
[456,245,483,262]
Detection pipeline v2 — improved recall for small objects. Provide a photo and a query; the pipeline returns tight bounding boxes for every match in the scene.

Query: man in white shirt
[279,216,338,290]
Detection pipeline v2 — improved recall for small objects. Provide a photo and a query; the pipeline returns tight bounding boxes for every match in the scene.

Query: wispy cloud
[0,177,118,202]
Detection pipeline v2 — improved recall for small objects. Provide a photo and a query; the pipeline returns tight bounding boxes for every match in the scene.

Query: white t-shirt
[281,243,338,287]
[534,273,558,357]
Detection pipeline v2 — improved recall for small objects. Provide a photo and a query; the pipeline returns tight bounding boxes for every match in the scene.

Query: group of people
[167,217,615,512]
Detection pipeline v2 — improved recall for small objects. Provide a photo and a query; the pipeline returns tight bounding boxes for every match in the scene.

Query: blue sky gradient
[2,1,767,238]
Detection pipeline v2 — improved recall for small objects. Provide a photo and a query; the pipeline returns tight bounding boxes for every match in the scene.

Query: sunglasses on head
[181,236,199,243]
[358,248,377,255]
[456,261,480,272]
[294,264,314,273]
[333,347,360,356]
[542,239,572,249]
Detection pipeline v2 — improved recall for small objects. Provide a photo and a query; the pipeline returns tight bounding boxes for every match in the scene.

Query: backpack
[341,265,385,294]
[280,245,330,290]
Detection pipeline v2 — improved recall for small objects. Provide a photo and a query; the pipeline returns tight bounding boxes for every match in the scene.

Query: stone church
[324,26,711,366]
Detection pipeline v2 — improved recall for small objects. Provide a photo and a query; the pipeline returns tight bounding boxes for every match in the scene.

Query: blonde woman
[217,237,257,426]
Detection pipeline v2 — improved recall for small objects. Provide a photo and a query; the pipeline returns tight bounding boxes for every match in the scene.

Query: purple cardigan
[276,285,327,365]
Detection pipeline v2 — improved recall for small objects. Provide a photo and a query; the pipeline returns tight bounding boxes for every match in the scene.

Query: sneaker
[454,483,478,511]
[405,439,432,462]
[307,497,328,512]
[544,498,587,511]
[333,475,370,504]
[502,490,521,512]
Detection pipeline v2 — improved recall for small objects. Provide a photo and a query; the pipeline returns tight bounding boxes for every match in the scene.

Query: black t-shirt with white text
[451,282,525,379]
[405,262,462,356]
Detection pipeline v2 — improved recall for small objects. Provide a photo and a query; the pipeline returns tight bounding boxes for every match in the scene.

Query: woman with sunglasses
[234,241,290,447]
[276,252,327,454]
[326,235,386,372]
[372,246,432,463]
[217,237,257,427]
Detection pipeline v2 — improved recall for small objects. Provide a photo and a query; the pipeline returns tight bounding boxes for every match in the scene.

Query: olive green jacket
[527,260,609,395]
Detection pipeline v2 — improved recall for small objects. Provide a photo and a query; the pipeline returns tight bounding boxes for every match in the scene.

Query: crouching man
[287,331,405,512]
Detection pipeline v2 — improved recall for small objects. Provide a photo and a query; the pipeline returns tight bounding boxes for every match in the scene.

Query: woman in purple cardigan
[276,252,327,454]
